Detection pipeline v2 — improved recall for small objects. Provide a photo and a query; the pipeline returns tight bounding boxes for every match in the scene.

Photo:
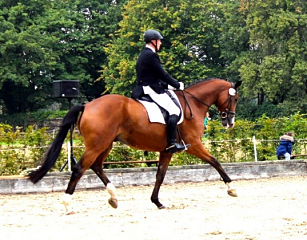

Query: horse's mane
[186,77,229,89]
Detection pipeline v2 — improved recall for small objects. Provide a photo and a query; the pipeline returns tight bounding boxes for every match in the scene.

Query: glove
[179,82,184,90]
[168,85,177,90]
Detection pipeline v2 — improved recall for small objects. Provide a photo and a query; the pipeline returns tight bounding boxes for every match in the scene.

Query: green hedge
[1,113,307,175]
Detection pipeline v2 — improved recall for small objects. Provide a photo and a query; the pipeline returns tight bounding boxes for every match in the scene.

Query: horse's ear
[234,81,242,89]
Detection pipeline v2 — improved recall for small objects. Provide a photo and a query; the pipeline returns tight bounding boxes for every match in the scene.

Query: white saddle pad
[138,91,183,125]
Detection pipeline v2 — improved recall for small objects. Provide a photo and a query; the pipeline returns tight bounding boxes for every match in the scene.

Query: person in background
[276,132,295,160]
[203,112,211,138]
[204,112,211,131]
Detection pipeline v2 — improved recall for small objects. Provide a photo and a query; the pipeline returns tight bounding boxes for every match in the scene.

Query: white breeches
[148,91,180,116]
[284,152,291,161]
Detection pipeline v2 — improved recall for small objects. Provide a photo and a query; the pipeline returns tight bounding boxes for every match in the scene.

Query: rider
[131,29,189,154]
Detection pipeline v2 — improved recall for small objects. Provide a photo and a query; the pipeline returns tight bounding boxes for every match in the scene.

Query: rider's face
[156,39,162,51]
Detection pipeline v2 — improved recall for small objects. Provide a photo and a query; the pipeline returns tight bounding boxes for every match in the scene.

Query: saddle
[137,91,183,125]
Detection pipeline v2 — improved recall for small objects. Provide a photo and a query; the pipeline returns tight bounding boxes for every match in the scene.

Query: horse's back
[81,94,131,124]
[79,94,167,151]
[80,94,146,134]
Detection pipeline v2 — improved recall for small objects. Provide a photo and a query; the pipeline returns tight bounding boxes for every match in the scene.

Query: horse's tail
[27,105,85,183]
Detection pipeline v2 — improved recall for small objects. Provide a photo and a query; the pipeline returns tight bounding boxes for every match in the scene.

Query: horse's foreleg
[226,181,237,197]
[187,144,238,197]
[151,152,172,209]
[208,156,238,197]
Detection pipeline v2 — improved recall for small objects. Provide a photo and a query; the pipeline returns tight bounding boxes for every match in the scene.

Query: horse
[28,78,242,214]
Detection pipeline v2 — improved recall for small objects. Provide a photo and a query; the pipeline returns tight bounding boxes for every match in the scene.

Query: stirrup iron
[180,139,190,151]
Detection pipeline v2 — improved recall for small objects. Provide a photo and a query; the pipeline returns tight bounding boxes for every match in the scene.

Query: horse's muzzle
[220,112,235,128]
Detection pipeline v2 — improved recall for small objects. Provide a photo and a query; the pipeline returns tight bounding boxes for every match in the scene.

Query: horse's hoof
[108,198,118,209]
[66,210,75,215]
[227,189,238,197]
[158,205,166,209]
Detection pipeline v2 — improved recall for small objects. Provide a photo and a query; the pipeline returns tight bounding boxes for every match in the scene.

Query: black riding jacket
[131,47,180,99]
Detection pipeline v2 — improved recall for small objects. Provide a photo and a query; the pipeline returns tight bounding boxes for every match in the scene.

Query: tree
[53,0,125,101]
[0,0,125,114]
[0,0,60,113]
[2,0,306,120]
[218,0,251,83]
[237,0,307,115]
[101,0,232,96]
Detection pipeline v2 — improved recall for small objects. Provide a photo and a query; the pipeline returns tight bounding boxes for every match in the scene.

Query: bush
[0,110,68,129]
[1,113,307,175]
[0,124,52,175]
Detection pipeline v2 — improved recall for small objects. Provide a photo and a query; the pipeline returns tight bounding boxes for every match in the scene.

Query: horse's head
[181,78,242,129]
[216,81,242,128]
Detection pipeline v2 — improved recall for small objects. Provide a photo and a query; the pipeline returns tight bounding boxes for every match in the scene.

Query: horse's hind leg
[91,166,118,209]
[90,145,118,209]
[62,150,101,214]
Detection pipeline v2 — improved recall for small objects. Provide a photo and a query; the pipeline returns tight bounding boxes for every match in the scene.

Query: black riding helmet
[143,30,163,43]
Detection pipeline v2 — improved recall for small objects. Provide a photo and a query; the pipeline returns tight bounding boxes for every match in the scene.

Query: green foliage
[0,0,61,113]
[173,113,307,164]
[2,0,307,173]
[0,110,68,128]
[0,124,52,175]
[102,0,229,96]
[238,0,307,114]
[0,0,125,114]
[2,113,307,175]
[236,100,283,120]
[105,144,158,168]
[1,0,307,120]
[101,0,307,118]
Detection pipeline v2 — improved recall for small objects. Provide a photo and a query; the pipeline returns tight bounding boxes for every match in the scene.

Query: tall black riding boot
[165,115,189,153]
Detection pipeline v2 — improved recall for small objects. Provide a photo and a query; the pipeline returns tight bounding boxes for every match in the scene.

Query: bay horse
[28,78,242,214]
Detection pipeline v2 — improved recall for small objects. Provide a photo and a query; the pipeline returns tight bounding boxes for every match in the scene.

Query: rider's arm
[150,54,180,90]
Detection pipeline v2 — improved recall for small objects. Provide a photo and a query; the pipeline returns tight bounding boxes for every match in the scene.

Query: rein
[181,90,210,120]
[181,82,236,120]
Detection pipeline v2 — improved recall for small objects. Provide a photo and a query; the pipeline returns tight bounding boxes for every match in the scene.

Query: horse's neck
[187,84,223,106]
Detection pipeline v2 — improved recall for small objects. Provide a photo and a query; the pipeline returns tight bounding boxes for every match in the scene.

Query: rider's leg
[149,92,189,153]
[149,93,189,153]
[165,114,187,153]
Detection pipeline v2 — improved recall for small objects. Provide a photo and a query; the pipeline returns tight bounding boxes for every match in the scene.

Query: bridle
[216,82,237,124]
[181,90,210,120]
[181,82,237,125]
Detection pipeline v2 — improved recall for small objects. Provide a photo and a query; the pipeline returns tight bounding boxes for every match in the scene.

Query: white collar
[146,44,156,53]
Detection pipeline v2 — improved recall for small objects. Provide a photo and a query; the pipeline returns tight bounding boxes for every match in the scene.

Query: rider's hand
[168,85,177,90]
[179,82,184,90]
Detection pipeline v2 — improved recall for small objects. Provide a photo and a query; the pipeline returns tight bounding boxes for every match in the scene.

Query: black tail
[28,105,85,183]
